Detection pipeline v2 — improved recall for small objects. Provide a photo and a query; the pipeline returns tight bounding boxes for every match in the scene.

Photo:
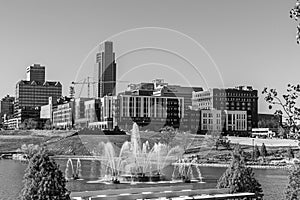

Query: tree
[44,119,52,130]
[278,125,288,139]
[261,143,267,158]
[217,145,263,198]
[286,164,300,200]
[159,126,177,145]
[253,144,260,160]
[21,148,70,200]
[290,1,300,44]
[262,85,300,136]
[20,144,40,159]
[27,118,38,129]
[20,118,39,130]
[287,146,295,160]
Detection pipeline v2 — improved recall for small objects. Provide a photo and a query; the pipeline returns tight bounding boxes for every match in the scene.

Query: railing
[71,186,259,200]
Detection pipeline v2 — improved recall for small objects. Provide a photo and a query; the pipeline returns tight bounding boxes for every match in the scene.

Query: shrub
[217,145,263,198]
[21,148,70,200]
[286,164,300,200]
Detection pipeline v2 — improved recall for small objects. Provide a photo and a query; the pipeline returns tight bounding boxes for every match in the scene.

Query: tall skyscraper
[26,64,45,83]
[96,41,116,98]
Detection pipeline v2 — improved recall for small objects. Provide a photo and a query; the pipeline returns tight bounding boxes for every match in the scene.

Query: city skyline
[0,0,299,114]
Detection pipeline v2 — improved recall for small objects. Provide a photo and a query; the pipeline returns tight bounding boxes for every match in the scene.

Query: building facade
[126,79,202,110]
[40,97,53,120]
[96,41,116,98]
[85,99,101,124]
[153,80,203,110]
[74,98,93,128]
[0,95,15,126]
[200,109,222,134]
[11,65,62,128]
[115,94,184,131]
[52,101,74,129]
[26,64,45,83]
[192,86,258,133]
[224,110,248,135]
[182,109,247,135]
[15,80,62,109]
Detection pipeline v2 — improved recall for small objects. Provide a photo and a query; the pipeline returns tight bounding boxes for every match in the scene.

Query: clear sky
[0,0,299,113]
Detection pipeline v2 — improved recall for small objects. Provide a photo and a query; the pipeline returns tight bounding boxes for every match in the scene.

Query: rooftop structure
[26,64,45,83]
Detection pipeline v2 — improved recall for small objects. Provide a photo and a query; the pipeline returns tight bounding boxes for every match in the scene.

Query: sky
[0,0,299,114]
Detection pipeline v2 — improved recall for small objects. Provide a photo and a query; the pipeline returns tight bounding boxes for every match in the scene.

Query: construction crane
[71,77,95,98]
[71,77,129,98]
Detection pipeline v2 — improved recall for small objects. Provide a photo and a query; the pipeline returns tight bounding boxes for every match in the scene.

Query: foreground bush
[217,145,263,198]
[286,164,300,200]
[21,148,70,200]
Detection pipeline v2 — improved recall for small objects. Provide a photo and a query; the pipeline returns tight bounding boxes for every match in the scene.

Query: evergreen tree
[261,143,267,157]
[286,164,300,200]
[217,145,263,198]
[253,144,260,160]
[21,148,70,200]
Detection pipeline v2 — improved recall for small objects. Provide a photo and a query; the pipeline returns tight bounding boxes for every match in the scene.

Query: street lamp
[252,138,254,161]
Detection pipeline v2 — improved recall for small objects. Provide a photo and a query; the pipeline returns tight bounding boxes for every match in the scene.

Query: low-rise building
[0,95,15,128]
[115,94,184,131]
[199,109,222,134]
[85,99,101,127]
[74,98,93,128]
[192,86,258,132]
[52,101,74,129]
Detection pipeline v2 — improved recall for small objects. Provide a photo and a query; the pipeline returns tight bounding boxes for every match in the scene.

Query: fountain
[92,122,203,184]
[65,158,74,180]
[75,158,82,179]
[172,158,204,183]
[65,158,82,180]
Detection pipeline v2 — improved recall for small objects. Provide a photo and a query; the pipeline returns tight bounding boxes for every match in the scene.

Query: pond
[0,159,289,200]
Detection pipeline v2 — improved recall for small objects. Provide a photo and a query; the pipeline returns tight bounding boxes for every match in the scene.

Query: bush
[286,164,300,200]
[261,143,267,157]
[217,145,263,198]
[253,144,260,160]
[21,148,70,200]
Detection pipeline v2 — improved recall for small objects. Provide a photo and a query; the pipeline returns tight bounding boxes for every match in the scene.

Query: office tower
[26,64,45,83]
[15,80,62,108]
[96,41,116,98]
[14,65,62,124]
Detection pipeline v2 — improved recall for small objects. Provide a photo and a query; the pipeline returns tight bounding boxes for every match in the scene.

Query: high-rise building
[15,80,62,109]
[26,64,45,83]
[96,41,116,98]
[13,65,62,126]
